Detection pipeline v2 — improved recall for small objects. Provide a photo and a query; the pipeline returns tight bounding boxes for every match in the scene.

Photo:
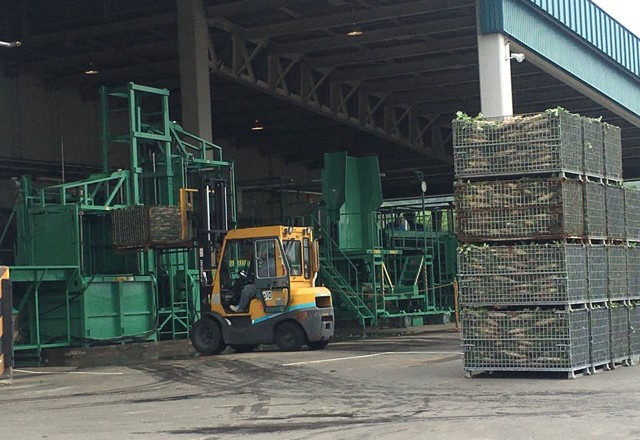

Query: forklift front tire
[191,318,226,355]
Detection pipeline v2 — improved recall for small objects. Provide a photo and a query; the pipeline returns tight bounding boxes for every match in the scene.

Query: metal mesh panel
[610,303,629,360]
[603,123,623,181]
[607,245,627,301]
[455,178,584,242]
[587,245,607,302]
[462,308,590,371]
[625,188,640,241]
[606,185,626,239]
[583,181,606,238]
[630,302,640,356]
[590,306,611,365]
[458,244,587,305]
[453,111,583,178]
[583,117,604,177]
[628,246,640,300]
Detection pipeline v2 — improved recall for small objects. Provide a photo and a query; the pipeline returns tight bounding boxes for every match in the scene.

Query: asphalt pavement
[1,328,639,440]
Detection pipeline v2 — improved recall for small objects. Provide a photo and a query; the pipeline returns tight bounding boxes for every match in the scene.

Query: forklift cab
[219,236,291,313]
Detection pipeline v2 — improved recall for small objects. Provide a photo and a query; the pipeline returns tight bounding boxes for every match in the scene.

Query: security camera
[509,53,525,63]
[0,40,21,48]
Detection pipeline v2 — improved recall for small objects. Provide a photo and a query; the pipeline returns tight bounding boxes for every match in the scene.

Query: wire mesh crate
[455,178,584,242]
[610,302,629,361]
[606,184,626,239]
[625,188,640,241]
[630,301,640,356]
[112,205,190,249]
[458,243,587,306]
[584,181,606,238]
[583,117,605,178]
[628,246,640,300]
[590,305,611,366]
[587,244,608,302]
[462,308,590,372]
[607,244,627,301]
[603,123,623,182]
[453,110,583,178]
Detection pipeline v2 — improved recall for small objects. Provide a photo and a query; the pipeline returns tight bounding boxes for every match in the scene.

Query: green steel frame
[318,152,456,328]
[10,83,236,361]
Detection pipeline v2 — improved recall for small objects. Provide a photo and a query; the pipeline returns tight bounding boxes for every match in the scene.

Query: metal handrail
[311,215,359,290]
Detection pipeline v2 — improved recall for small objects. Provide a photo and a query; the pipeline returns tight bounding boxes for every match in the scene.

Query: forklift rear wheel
[191,318,225,355]
[230,344,259,353]
[275,322,304,351]
[307,340,329,350]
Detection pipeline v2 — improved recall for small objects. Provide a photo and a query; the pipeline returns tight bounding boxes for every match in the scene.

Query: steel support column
[477,32,514,118]
[177,0,213,142]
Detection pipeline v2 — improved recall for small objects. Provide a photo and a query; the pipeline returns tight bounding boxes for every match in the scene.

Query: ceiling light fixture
[84,62,99,75]
[347,24,363,36]
[251,119,264,131]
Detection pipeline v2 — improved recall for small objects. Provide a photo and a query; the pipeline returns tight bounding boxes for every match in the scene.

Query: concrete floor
[1,329,639,440]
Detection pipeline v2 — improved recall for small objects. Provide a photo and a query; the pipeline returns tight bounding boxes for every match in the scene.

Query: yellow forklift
[190,225,334,354]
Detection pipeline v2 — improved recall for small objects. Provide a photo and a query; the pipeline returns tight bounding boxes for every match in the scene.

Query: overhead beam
[271,16,476,54]
[51,60,179,85]
[207,0,303,16]
[332,52,477,81]
[364,67,480,93]
[241,0,474,39]
[12,40,178,73]
[308,36,477,68]
[389,83,480,104]
[20,13,176,47]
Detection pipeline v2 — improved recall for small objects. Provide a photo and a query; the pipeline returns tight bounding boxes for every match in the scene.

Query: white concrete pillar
[477,33,514,118]
[177,0,213,142]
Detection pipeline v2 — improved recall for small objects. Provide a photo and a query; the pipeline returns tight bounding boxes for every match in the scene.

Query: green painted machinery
[9,83,235,360]
[317,152,456,328]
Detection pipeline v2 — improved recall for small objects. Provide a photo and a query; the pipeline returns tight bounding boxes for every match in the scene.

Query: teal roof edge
[479,0,640,118]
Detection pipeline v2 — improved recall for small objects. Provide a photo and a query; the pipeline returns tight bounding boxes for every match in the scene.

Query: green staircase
[319,256,374,328]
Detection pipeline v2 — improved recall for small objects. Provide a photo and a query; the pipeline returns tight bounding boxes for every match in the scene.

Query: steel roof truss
[210,26,452,163]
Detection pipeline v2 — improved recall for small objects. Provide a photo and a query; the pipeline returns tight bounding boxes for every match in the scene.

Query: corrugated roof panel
[482,0,640,77]
[528,0,640,76]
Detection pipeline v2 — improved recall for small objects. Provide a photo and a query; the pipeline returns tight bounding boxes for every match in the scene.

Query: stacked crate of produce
[462,308,589,377]
[454,109,633,377]
[626,188,640,362]
[455,178,584,242]
[630,300,640,360]
[600,122,635,369]
[458,243,591,377]
[453,110,582,178]
[111,205,189,249]
[610,302,629,366]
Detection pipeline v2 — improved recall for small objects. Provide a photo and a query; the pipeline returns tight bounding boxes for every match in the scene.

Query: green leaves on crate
[457,243,489,255]
[455,111,484,122]
[543,106,567,117]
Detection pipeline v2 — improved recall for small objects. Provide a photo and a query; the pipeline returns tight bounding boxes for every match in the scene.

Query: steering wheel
[231,270,250,297]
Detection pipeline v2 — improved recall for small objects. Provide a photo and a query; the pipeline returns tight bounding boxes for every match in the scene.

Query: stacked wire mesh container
[454,109,636,378]
[623,119,640,364]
